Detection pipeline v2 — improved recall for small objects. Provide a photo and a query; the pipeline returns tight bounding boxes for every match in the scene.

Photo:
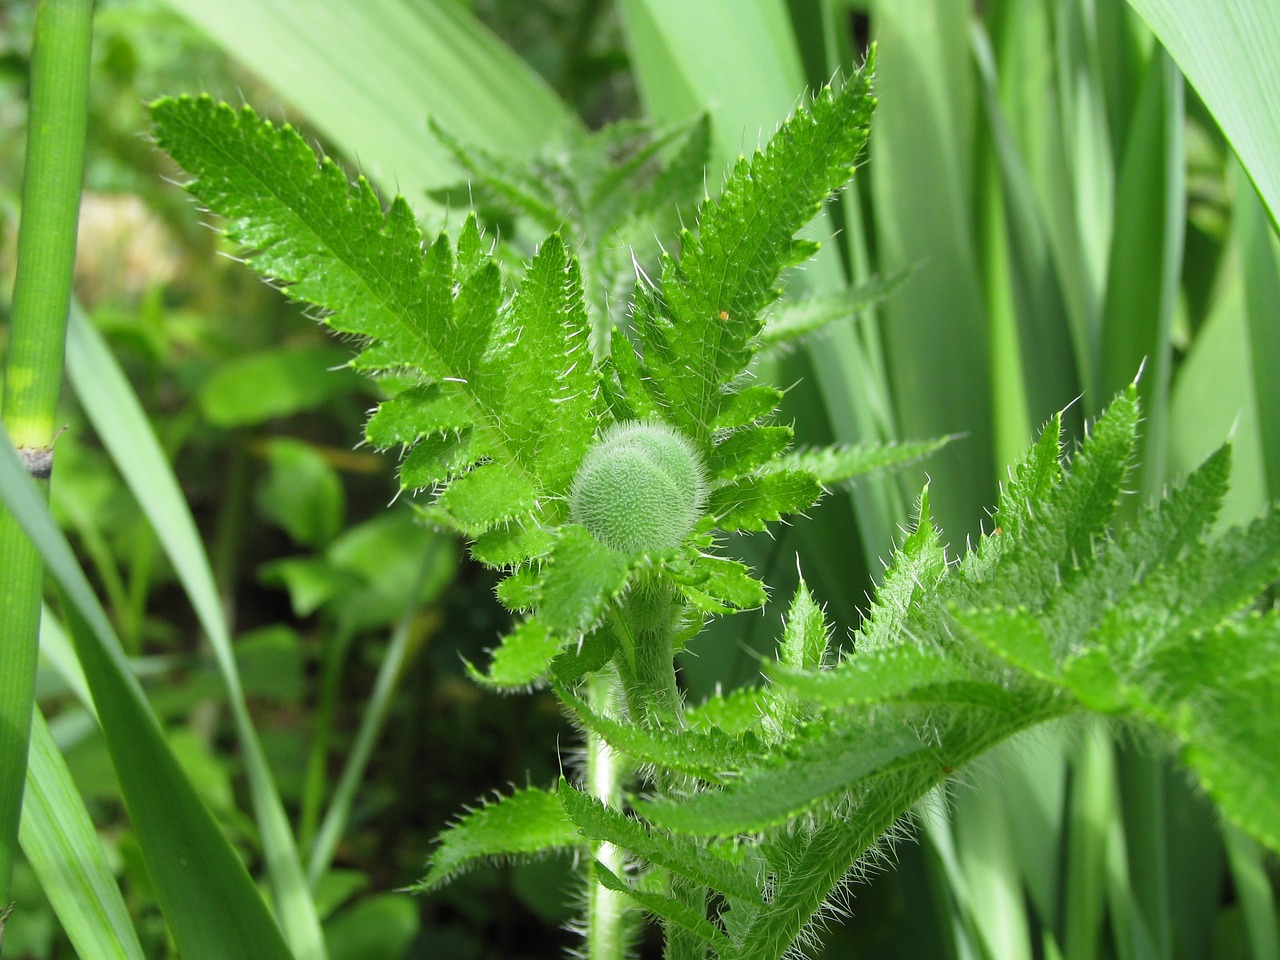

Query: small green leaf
[199,345,362,427]
[364,383,473,448]
[593,860,731,953]
[681,555,767,613]
[777,579,830,671]
[538,525,631,636]
[415,787,579,892]
[469,619,562,689]
[472,523,555,569]
[706,426,793,479]
[771,436,954,487]
[399,431,482,489]
[706,471,822,533]
[255,438,344,548]
[714,385,784,430]
[556,683,755,782]
[436,463,538,535]
[957,607,1060,683]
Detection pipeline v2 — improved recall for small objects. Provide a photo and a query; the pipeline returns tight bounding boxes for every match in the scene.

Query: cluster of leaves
[420,386,1280,959]
[148,51,941,703]
[149,48,1280,960]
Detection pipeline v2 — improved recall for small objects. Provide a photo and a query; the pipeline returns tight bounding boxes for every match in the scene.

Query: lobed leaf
[416,787,579,892]
[633,56,877,442]
[706,472,822,533]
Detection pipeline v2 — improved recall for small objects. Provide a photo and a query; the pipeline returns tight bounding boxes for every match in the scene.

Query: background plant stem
[0,0,93,908]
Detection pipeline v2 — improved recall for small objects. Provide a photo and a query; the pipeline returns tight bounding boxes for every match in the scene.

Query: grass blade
[0,428,292,960]
[1125,0,1280,231]
[158,0,573,203]
[20,710,146,960]
[64,305,325,959]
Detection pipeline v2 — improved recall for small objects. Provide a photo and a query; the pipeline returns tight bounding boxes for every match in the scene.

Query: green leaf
[636,714,931,835]
[255,438,344,548]
[776,578,829,671]
[706,472,822,533]
[435,462,538,536]
[556,683,755,783]
[537,525,631,636]
[559,779,763,902]
[21,711,147,960]
[198,344,363,427]
[1135,618,1280,853]
[771,646,967,707]
[399,430,482,489]
[363,384,473,448]
[415,787,580,892]
[680,555,767,614]
[469,619,562,690]
[855,487,946,652]
[713,385,784,430]
[771,435,955,487]
[635,57,876,441]
[958,608,1060,683]
[479,236,601,492]
[706,426,793,480]
[0,430,293,960]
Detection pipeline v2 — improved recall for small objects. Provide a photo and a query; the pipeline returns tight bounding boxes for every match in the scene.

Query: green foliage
[148,44,1280,960]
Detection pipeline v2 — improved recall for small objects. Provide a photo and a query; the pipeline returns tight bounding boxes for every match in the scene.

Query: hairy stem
[585,672,629,960]
[0,0,93,903]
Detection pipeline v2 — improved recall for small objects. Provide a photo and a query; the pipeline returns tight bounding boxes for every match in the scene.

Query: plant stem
[584,672,628,960]
[0,0,93,904]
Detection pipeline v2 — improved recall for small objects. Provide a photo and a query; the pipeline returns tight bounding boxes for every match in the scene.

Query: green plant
[146,47,1280,960]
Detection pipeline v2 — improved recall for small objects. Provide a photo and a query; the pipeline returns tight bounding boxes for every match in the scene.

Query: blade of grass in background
[64,304,326,960]
[20,711,147,960]
[1125,0,1280,232]
[1237,170,1280,503]
[869,0,993,540]
[0,429,293,960]
[158,0,575,204]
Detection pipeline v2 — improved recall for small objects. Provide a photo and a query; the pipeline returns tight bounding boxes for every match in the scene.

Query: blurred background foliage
[0,0,1276,957]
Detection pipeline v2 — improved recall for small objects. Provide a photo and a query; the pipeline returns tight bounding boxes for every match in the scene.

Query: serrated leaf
[556,683,755,783]
[706,426,793,479]
[771,646,966,707]
[415,787,579,892]
[756,274,906,351]
[436,462,538,535]
[636,58,876,442]
[771,436,954,487]
[776,578,829,670]
[856,487,946,652]
[714,385,784,430]
[470,522,555,568]
[364,383,473,448]
[957,608,1060,682]
[1136,618,1280,852]
[494,568,540,612]
[636,715,930,835]
[680,555,767,613]
[538,525,631,636]
[469,619,562,689]
[687,686,775,739]
[559,779,763,902]
[706,472,822,533]
[399,430,482,489]
[480,236,601,490]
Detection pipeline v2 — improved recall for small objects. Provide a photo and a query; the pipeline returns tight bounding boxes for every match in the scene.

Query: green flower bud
[570,420,707,555]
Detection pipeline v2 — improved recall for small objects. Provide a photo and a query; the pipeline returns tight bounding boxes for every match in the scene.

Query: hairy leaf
[416,787,578,892]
